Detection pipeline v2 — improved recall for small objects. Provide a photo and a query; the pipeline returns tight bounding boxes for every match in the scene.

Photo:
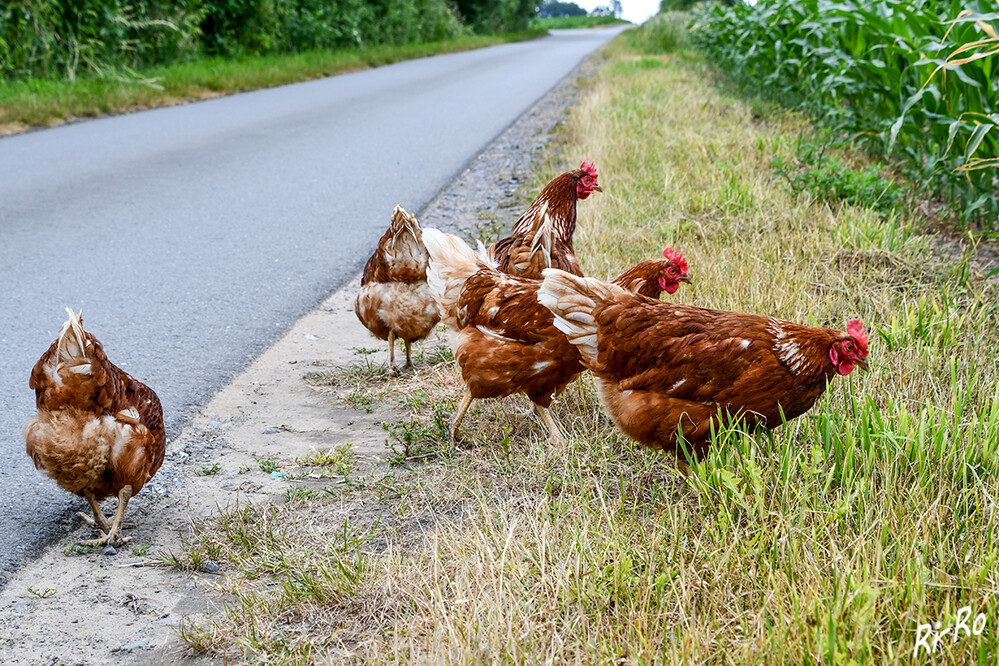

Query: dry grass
[173,36,999,665]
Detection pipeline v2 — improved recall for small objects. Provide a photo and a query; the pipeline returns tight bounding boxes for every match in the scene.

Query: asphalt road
[0,26,626,581]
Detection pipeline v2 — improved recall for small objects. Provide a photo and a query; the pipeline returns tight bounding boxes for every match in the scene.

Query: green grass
[195,462,222,476]
[0,31,544,133]
[623,10,690,54]
[171,31,999,664]
[530,15,629,30]
[294,444,359,477]
[771,138,906,215]
[255,458,280,474]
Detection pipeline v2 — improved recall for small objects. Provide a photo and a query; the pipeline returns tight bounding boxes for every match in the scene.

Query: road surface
[0,26,626,582]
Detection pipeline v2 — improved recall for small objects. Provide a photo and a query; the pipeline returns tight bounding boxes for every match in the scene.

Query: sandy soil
[0,53,602,666]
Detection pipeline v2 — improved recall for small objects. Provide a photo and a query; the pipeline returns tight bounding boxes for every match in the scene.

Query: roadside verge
[0,50,604,664]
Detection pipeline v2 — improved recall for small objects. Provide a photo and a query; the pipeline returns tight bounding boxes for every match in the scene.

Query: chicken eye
[582,175,591,183]
[845,343,854,352]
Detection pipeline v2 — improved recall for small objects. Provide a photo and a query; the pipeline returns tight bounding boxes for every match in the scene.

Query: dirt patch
[0,52,603,665]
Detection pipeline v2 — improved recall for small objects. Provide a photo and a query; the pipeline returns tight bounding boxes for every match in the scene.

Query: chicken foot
[534,404,566,444]
[449,389,474,446]
[79,485,133,547]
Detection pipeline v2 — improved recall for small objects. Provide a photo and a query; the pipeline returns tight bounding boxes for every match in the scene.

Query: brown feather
[539,271,859,462]
[444,253,686,409]
[355,205,441,344]
[487,168,592,279]
[24,311,165,501]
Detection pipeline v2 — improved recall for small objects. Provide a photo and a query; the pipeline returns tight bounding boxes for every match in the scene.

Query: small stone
[123,640,145,652]
[203,561,220,573]
[102,545,117,556]
[304,334,319,340]
[263,428,276,435]
[207,421,220,427]
[13,603,25,612]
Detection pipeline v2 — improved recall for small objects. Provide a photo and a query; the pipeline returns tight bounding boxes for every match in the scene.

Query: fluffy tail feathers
[56,308,90,367]
[537,269,620,367]
[421,228,492,329]
[383,204,427,269]
[390,204,420,236]
[31,308,96,397]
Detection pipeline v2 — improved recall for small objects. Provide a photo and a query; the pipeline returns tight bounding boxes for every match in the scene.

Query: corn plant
[690,0,999,227]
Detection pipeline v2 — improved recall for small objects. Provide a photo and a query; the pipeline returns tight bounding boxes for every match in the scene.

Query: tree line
[0,0,536,80]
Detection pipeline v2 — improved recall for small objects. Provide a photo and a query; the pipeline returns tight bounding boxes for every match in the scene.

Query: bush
[454,0,535,33]
[0,0,203,79]
[198,0,467,56]
[536,1,587,19]
[0,0,472,81]
[628,11,689,54]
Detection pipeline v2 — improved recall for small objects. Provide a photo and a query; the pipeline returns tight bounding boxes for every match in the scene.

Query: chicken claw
[77,485,134,548]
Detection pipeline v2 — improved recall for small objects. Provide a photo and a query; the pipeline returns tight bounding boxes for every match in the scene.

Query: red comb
[663,247,688,274]
[580,160,598,180]
[847,319,869,354]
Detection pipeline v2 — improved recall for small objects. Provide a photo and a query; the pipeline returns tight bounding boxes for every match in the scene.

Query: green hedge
[0,0,532,81]
[690,0,999,225]
[0,0,203,79]
[197,0,465,56]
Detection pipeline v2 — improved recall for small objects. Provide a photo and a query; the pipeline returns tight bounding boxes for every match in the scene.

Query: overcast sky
[573,0,661,24]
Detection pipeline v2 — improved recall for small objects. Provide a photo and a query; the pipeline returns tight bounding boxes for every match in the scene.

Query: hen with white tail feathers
[355,205,441,375]
[538,268,869,470]
[24,309,165,547]
[423,228,690,444]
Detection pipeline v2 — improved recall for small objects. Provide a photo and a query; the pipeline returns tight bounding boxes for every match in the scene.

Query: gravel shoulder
[0,52,602,666]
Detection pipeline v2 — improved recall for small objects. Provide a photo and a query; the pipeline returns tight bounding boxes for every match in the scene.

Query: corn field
[690,0,999,227]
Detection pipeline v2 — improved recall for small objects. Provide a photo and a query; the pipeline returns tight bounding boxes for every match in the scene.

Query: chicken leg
[77,490,112,533]
[449,389,473,446]
[79,485,133,547]
[404,340,413,370]
[387,331,398,376]
[534,404,565,444]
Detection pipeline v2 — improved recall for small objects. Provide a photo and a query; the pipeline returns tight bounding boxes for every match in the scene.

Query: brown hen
[423,229,690,443]
[538,270,869,473]
[355,205,441,375]
[486,161,600,279]
[24,309,165,547]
